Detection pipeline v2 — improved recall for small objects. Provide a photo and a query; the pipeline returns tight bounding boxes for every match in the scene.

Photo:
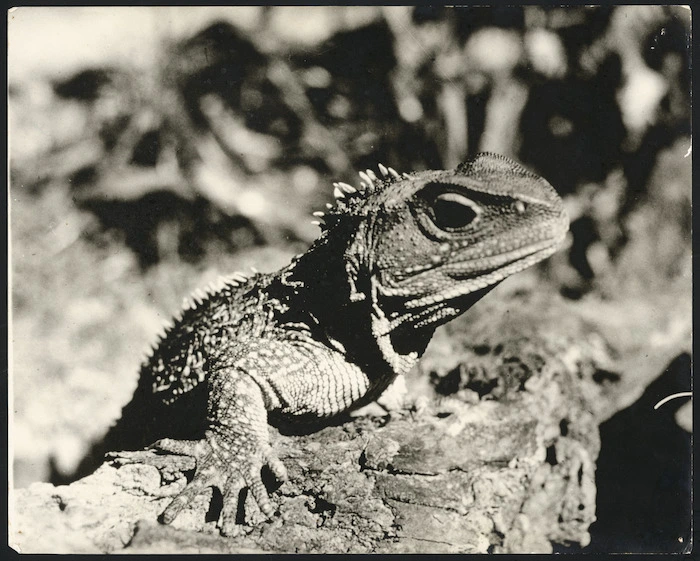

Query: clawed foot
[108,432,287,534]
[145,432,288,534]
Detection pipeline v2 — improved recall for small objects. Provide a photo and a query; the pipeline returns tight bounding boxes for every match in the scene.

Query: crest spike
[388,167,401,179]
[337,182,357,194]
[365,169,377,181]
[333,186,345,199]
[402,172,411,179]
[312,211,325,218]
[325,203,333,209]
[358,171,374,188]
[378,163,388,176]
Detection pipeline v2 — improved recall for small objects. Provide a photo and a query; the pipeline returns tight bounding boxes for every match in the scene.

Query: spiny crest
[311,163,407,231]
[178,271,250,315]
[142,271,251,361]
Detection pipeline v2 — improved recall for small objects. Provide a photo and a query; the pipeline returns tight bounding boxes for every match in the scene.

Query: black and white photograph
[8,5,692,554]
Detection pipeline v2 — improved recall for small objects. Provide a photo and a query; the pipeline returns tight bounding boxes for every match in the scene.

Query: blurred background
[9,6,691,552]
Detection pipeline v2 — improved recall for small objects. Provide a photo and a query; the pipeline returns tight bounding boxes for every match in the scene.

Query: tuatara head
[317,153,569,332]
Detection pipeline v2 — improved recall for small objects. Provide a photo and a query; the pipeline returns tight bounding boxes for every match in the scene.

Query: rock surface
[12,278,688,554]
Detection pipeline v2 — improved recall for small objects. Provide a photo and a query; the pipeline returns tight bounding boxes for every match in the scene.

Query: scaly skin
[106,153,569,534]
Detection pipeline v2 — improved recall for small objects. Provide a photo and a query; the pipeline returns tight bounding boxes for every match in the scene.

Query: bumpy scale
[110,153,569,534]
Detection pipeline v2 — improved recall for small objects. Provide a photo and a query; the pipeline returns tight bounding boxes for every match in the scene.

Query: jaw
[405,240,561,309]
[381,231,562,310]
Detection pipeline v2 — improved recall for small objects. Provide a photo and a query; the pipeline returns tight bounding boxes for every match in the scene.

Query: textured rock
[10,407,593,554]
[10,275,689,554]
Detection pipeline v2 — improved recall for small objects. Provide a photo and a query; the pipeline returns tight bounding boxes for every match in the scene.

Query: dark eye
[431,192,480,230]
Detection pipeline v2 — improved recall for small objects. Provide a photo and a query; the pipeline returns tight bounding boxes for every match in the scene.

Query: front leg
[156,369,287,535]
[142,338,376,534]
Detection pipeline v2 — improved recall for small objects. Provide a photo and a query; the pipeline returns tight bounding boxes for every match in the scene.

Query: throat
[278,239,433,379]
[369,302,433,376]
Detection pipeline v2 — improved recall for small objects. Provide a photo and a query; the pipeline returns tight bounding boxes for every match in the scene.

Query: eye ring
[430,192,481,231]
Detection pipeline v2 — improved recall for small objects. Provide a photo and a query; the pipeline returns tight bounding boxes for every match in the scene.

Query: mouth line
[404,233,566,309]
[446,234,565,280]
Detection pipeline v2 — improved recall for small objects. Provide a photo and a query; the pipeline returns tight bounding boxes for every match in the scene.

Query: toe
[161,471,212,524]
[261,444,288,483]
[247,464,275,518]
[219,475,245,535]
[152,438,203,456]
